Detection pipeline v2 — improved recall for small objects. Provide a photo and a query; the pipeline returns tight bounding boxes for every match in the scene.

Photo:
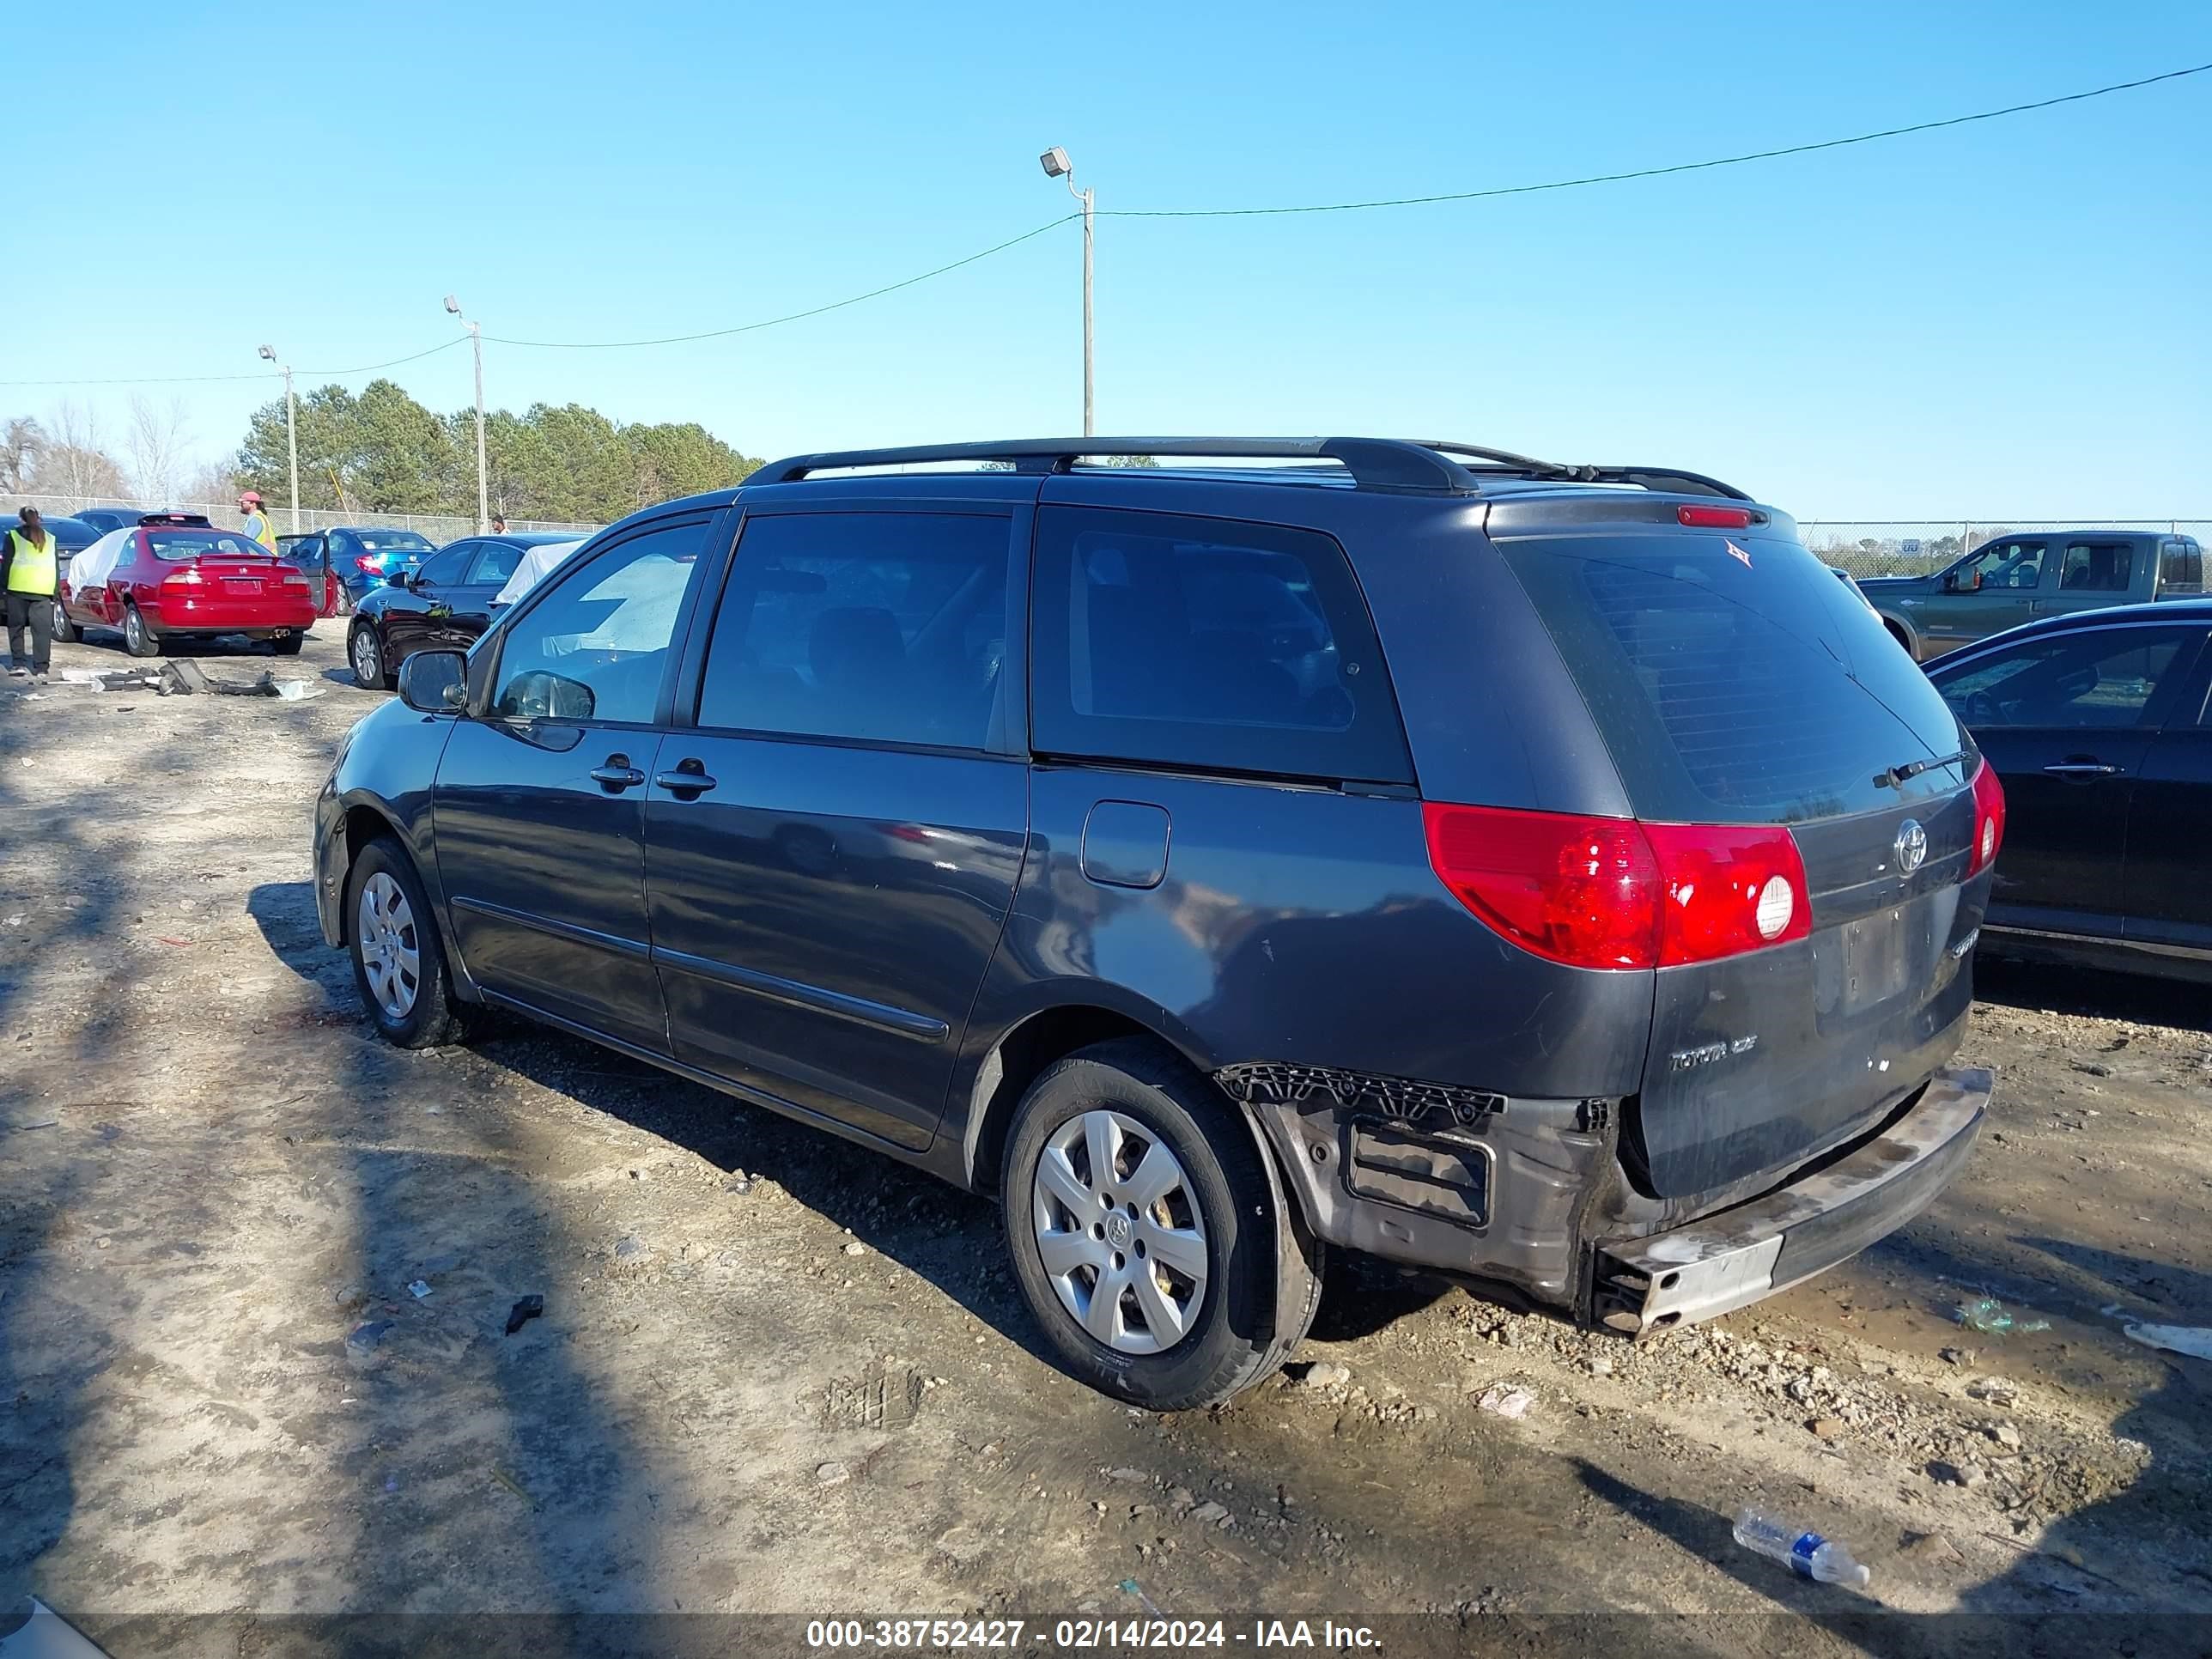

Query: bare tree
[1,416,44,494]
[182,459,240,505]
[126,395,193,506]
[32,403,128,504]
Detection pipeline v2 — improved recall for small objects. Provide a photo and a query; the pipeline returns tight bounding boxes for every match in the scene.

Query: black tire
[270,632,303,657]
[122,603,164,658]
[349,622,392,690]
[345,836,469,1048]
[1001,1037,1322,1411]
[52,603,81,644]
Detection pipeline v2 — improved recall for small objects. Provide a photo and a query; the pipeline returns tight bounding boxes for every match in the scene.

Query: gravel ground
[2,625,2208,1656]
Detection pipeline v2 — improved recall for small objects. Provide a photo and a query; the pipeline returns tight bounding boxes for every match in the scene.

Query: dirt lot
[3,623,2209,1656]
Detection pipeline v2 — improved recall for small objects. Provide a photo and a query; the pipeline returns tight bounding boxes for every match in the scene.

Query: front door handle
[589,757,646,792]
[2041,761,2118,778]
[656,761,719,798]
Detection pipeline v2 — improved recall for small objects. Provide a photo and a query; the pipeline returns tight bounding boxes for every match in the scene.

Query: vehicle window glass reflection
[492,520,711,725]
[1937,629,2188,729]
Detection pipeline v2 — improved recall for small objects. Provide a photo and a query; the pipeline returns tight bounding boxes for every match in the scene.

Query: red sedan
[58,514,318,658]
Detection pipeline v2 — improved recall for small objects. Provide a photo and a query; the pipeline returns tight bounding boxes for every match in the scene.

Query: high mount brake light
[1678,505,1754,529]
[1422,803,1811,970]
[1969,759,2006,874]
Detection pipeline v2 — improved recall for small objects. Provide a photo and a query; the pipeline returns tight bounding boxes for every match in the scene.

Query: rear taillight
[1678,504,1754,529]
[163,567,206,586]
[1969,760,2006,875]
[355,556,380,573]
[1422,804,1810,970]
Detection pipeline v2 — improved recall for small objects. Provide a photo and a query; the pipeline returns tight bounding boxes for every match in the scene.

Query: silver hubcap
[126,611,143,647]
[353,630,379,682]
[356,872,422,1020]
[1032,1109,1209,1355]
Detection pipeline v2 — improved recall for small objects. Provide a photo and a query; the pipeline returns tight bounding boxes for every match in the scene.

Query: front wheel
[346,837,468,1048]
[122,604,164,658]
[349,623,391,690]
[1001,1038,1322,1411]
[52,603,80,644]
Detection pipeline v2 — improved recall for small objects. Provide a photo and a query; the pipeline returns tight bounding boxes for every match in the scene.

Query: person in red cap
[238,489,276,552]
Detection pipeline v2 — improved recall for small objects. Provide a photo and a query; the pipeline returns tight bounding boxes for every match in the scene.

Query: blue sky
[9,1,2209,519]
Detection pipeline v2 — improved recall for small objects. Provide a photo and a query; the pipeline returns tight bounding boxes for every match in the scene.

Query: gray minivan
[313,438,1999,1409]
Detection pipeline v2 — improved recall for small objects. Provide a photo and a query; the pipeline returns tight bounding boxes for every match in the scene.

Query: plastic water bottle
[1733,1507,1871,1588]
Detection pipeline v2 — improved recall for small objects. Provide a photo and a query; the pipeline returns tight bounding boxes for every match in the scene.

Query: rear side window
[2158,539,2203,594]
[2059,540,2135,593]
[1030,506,1411,783]
[1500,532,1967,823]
[696,512,1011,751]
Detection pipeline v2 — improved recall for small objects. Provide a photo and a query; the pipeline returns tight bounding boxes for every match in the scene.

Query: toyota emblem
[1894,818,1928,875]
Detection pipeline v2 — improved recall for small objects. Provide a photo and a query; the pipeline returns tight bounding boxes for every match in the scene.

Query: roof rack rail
[1417,441,1751,502]
[748,437,1480,494]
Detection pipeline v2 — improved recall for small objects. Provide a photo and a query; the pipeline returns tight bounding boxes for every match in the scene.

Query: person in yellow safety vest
[3,507,59,683]
[238,489,277,553]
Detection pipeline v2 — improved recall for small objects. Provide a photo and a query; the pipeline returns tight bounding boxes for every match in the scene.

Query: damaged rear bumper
[1589,1066,1990,1333]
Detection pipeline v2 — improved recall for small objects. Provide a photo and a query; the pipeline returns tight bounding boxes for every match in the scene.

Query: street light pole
[257,344,300,530]
[1039,147,1094,436]
[445,295,489,532]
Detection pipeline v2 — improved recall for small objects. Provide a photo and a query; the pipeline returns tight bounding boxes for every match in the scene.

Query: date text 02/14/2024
[804,1618,1381,1650]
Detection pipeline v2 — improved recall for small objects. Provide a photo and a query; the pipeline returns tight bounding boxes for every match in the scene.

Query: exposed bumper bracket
[1594,1066,1990,1333]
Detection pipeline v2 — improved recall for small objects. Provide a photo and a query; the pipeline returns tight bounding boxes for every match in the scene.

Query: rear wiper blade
[1874,750,1968,790]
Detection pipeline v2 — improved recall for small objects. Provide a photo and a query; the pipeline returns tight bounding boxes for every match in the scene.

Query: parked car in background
[72,506,155,534]
[313,435,1998,1410]
[344,531,586,689]
[1826,563,1879,615]
[1861,529,2204,661]
[325,526,439,604]
[1929,599,2212,981]
[56,514,318,657]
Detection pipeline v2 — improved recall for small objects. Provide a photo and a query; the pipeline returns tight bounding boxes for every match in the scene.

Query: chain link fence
[1801,521,2212,579]
[3,493,599,542]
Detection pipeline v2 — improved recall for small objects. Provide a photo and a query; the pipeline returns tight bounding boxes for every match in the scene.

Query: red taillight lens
[1423,805,1811,970]
[1422,804,1661,969]
[1969,760,2006,874]
[1642,822,1811,963]
[1678,504,1754,529]
[356,556,380,573]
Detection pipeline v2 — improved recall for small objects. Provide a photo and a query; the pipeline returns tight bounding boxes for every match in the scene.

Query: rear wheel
[346,837,467,1048]
[122,603,164,658]
[270,633,303,657]
[349,623,392,690]
[1001,1038,1322,1410]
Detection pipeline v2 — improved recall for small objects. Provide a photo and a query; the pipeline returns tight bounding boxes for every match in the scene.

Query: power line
[3,62,2203,386]
[0,337,466,390]
[1103,62,2212,218]
[483,214,1080,349]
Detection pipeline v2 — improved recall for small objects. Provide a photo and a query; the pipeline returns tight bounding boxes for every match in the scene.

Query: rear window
[1499,532,1968,823]
[357,532,433,552]
[147,530,268,561]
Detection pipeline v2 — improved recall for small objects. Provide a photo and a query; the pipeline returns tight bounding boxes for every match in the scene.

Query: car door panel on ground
[642,503,1030,1152]
[1936,622,2208,937]
[432,514,724,1054]
[2121,649,2212,953]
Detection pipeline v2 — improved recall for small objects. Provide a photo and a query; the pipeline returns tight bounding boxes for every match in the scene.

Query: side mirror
[398,649,468,714]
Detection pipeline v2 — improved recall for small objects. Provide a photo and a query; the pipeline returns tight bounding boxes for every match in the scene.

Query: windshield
[1499,531,1970,823]
[148,530,269,561]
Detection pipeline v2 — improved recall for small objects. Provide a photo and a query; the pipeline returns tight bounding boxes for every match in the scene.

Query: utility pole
[445,295,489,532]
[257,345,300,530]
[1039,147,1095,436]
